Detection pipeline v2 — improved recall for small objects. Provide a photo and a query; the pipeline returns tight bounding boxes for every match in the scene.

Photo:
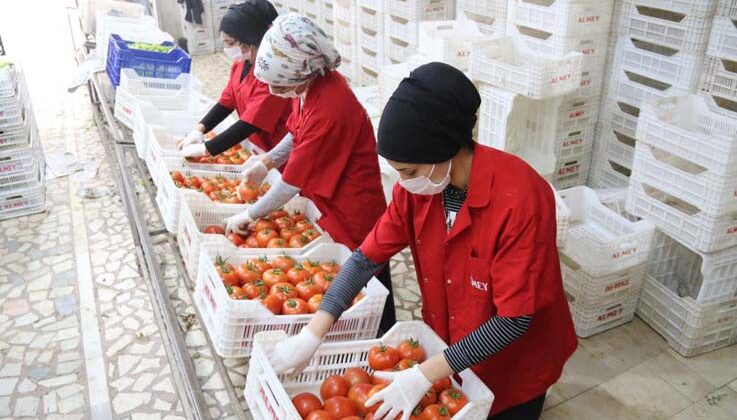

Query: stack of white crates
[456,0,507,35]
[559,186,655,337]
[699,9,737,110]
[180,0,218,56]
[470,34,593,189]
[384,0,454,64]
[333,0,359,84]
[0,62,45,220]
[590,0,716,188]
[357,0,385,85]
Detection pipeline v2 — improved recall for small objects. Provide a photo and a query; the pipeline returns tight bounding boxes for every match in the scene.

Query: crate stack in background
[332,0,359,84]
[179,0,217,56]
[558,186,654,337]
[456,0,507,35]
[0,61,46,220]
[589,0,716,189]
[357,0,386,86]
[384,0,455,66]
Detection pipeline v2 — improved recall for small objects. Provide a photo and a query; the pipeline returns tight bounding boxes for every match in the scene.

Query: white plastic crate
[385,13,420,44]
[636,95,737,177]
[707,16,737,60]
[114,69,203,130]
[595,125,637,170]
[177,191,328,279]
[155,159,282,233]
[626,179,737,253]
[194,243,388,358]
[616,1,713,54]
[611,36,704,93]
[637,275,737,357]
[418,20,492,71]
[470,37,582,100]
[508,21,610,60]
[387,0,454,21]
[358,45,384,73]
[556,125,596,161]
[0,115,33,153]
[604,61,693,108]
[717,0,737,18]
[553,186,570,249]
[559,186,655,276]
[549,153,592,190]
[562,253,647,307]
[700,55,737,103]
[182,18,216,56]
[333,16,356,44]
[359,0,383,12]
[568,289,639,338]
[0,184,45,221]
[598,96,641,139]
[302,0,321,15]
[457,0,508,35]
[358,25,383,54]
[378,62,410,105]
[358,3,384,32]
[588,153,633,189]
[629,0,718,16]
[358,65,380,87]
[0,135,42,187]
[508,0,614,37]
[246,321,494,420]
[333,0,356,24]
[384,35,417,63]
[632,142,737,216]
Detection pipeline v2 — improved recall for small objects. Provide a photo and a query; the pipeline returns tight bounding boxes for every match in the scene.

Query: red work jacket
[281,70,386,249]
[360,144,578,415]
[218,60,292,152]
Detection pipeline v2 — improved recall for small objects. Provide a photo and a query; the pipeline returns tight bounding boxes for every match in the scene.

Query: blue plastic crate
[105,34,192,87]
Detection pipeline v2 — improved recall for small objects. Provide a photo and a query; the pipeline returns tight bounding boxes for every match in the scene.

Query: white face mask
[223,46,243,61]
[269,85,299,99]
[399,161,452,195]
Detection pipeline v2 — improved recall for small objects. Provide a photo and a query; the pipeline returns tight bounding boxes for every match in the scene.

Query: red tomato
[343,368,371,388]
[238,183,260,202]
[256,228,279,248]
[171,171,185,183]
[320,375,350,400]
[295,279,323,301]
[302,229,321,242]
[289,234,311,248]
[295,220,314,232]
[269,282,298,302]
[287,265,311,285]
[228,285,247,300]
[243,281,266,299]
[365,384,386,414]
[368,345,400,371]
[322,396,356,419]
[432,377,452,393]
[280,228,300,241]
[398,338,426,362]
[439,388,468,416]
[301,259,322,275]
[258,294,282,315]
[319,260,341,274]
[282,298,309,315]
[269,209,288,220]
[304,410,334,420]
[236,263,260,284]
[312,272,335,292]
[347,383,373,415]
[292,212,307,222]
[267,238,288,248]
[189,176,202,189]
[244,234,259,248]
[419,388,437,409]
[249,257,272,274]
[395,359,418,371]
[307,294,322,313]
[227,233,245,247]
[216,263,239,287]
[420,404,451,420]
[203,225,225,234]
[255,219,278,232]
[275,216,295,230]
[262,268,288,288]
[272,255,296,271]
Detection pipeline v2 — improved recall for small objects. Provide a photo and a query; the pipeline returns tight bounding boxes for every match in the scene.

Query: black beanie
[377,62,481,164]
[219,0,278,46]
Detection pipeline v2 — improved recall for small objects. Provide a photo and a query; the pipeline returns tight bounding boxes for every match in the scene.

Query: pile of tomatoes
[185,143,252,165]
[169,170,271,205]
[214,253,363,313]
[204,209,322,249]
[290,340,468,419]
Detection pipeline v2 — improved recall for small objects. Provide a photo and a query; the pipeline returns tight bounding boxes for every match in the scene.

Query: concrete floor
[0,1,736,419]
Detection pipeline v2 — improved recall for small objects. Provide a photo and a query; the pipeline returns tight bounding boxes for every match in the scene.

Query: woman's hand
[177,126,206,149]
[268,311,335,375]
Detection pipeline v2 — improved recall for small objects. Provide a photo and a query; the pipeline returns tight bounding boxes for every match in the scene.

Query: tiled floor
[0,1,736,419]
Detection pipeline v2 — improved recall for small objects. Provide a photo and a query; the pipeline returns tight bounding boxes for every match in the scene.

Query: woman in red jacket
[178,0,292,157]
[266,63,578,420]
[225,14,396,333]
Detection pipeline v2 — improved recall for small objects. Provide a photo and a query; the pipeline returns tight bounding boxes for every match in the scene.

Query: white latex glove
[365,365,433,420]
[181,143,208,158]
[241,156,269,186]
[177,129,205,149]
[225,210,253,235]
[268,328,322,375]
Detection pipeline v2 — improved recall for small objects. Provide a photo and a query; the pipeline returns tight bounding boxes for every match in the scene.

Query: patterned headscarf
[255,14,341,86]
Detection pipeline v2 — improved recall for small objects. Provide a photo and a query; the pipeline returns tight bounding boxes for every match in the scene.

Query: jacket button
[431,313,436,319]
[446,279,452,284]
[416,239,421,244]
[423,277,429,283]
[450,315,455,320]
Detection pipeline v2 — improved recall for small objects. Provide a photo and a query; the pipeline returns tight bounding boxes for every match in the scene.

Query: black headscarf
[219,0,278,47]
[377,62,481,164]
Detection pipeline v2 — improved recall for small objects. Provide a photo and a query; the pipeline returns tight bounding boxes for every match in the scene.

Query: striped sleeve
[443,315,532,373]
[318,249,379,319]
